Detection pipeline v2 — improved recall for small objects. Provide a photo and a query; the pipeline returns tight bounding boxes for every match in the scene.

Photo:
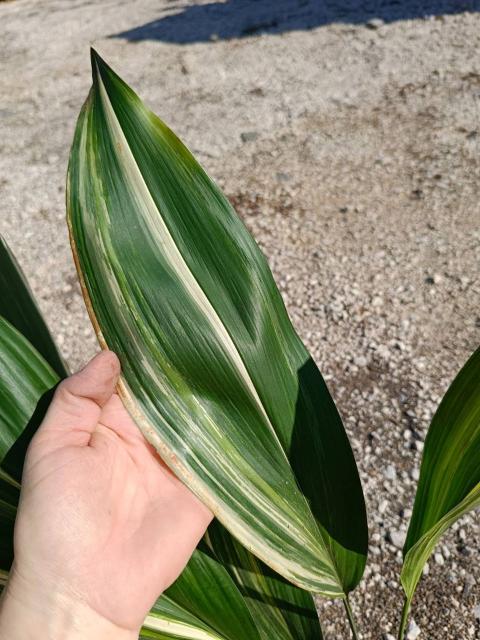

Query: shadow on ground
[111,0,479,44]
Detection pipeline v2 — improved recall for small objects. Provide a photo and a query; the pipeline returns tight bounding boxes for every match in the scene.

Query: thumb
[35,350,120,449]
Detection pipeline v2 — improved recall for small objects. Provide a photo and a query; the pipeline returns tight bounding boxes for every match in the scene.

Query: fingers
[36,351,120,448]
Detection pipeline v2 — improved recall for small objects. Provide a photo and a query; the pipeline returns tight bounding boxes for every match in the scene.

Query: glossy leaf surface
[0,237,68,378]
[0,316,59,483]
[67,50,367,596]
[401,347,480,607]
[206,521,323,640]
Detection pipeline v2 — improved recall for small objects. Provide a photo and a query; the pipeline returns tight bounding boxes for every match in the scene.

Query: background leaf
[141,594,228,639]
[67,50,367,596]
[0,236,68,378]
[206,521,323,640]
[161,544,262,640]
[0,316,59,485]
[400,346,480,631]
[0,316,58,569]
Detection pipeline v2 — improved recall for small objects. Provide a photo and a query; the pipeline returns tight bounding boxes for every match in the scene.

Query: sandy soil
[1,1,479,638]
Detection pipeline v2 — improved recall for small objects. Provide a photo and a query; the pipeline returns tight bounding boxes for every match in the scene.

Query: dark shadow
[197,530,316,619]
[288,357,368,586]
[0,384,58,571]
[1,385,58,484]
[111,0,479,44]
[0,478,20,572]
[200,520,321,638]
[195,358,368,594]
[240,584,318,619]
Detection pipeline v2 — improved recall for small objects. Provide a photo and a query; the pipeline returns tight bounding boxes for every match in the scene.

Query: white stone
[384,464,397,481]
[406,620,421,640]
[388,529,406,549]
[379,499,389,514]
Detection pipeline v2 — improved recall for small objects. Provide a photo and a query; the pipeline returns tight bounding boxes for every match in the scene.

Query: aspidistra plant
[66,50,368,614]
[2,50,477,640]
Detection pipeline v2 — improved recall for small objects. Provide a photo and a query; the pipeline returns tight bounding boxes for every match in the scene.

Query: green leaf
[0,316,59,483]
[399,346,480,631]
[142,523,323,640]
[206,521,323,640]
[67,49,367,597]
[163,543,261,640]
[141,593,230,639]
[0,316,58,569]
[0,237,68,378]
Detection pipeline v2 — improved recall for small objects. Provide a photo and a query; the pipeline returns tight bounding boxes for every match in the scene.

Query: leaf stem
[397,597,410,640]
[343,595,361,640]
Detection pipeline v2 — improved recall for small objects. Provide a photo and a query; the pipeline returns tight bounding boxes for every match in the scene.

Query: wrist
[0,568,138,640]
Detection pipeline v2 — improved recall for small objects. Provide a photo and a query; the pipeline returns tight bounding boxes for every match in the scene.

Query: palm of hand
[12,353,212,632]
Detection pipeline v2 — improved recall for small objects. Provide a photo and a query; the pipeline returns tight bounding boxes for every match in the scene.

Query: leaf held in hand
[67,50,367,596]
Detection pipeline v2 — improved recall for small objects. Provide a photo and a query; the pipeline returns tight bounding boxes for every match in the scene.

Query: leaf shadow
[289,357,368,556]
[1,384,58,484]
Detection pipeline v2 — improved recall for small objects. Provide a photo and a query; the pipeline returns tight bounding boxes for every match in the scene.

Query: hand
[0,351,212,639]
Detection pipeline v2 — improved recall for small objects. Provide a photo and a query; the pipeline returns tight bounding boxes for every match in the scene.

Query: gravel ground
[1,1,479,638]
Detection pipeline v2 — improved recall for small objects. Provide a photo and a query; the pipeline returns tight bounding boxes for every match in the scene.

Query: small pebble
[240,131,258,143]
[410,467,420,481]
[406,619,421,640]
[384,464,397,481]
[366,17,385,29]
[379,499,389,514]
[388,529,406,549]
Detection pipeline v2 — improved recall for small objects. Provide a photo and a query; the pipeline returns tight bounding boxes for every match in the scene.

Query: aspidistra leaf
[66,50,367,596]
[141,593,229,639]
[206,521,323,640]
[0,316,59,484]
[401,347,480,616]
[162,543,262,640]
[0,237,68,378]
[0,316,58,568]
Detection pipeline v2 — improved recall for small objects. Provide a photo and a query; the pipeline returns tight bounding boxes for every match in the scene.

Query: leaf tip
[89,47,110,86]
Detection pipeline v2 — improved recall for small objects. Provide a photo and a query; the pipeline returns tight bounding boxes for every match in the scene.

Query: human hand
[0,351,212,639]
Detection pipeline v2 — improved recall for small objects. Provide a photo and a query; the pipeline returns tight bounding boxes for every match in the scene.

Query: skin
[0,351,213,639]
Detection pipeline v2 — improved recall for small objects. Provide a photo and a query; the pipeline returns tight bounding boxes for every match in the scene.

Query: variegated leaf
[399,346,480,637]
[206,521,323,640]
[0,236,68,378]
[67,49,367,597]
[0,316,59,485]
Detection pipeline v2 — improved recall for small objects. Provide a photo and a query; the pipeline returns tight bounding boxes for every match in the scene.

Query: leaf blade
[66,50,367,595]
[401,346,480,603]
[206,521,323,640]
[0,316,324,640]
[0,316,59,475]
[0,237,68,378]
